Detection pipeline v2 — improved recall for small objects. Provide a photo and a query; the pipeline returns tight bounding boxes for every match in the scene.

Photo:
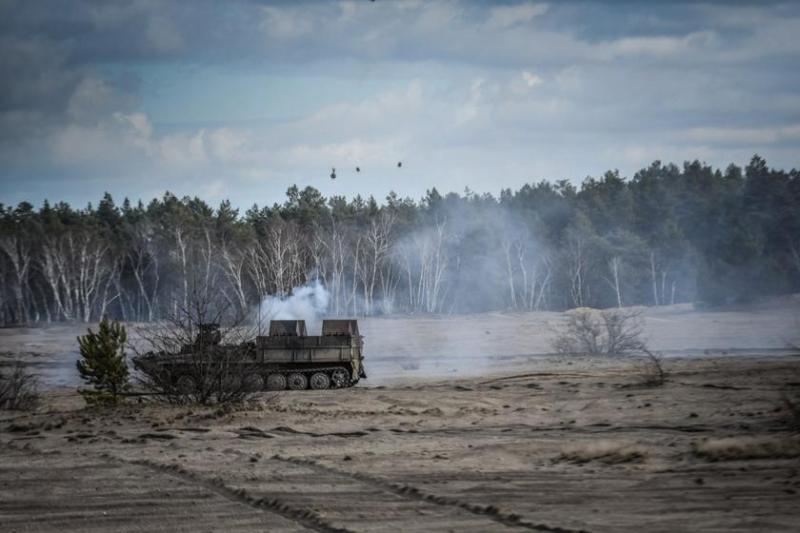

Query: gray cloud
[1,1,798,208]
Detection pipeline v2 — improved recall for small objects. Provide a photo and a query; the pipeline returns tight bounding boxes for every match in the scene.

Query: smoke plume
[258,279,331,334]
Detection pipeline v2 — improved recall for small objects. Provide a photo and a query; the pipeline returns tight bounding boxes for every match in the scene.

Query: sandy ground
[2,301,800,532]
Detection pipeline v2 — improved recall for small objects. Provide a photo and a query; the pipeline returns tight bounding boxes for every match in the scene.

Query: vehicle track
[272,454,591,533]
[104,451,529,532]
[2,441,310,533]
[382,422,712,437]
[100,453,353,533]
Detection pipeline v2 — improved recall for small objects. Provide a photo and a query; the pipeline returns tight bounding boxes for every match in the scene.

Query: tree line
[1,155,798,325]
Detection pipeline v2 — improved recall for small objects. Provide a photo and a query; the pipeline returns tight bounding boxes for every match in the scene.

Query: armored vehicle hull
[134,319,365,392]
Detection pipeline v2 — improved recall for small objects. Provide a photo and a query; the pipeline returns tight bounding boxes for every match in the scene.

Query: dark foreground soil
[2,355,800,532]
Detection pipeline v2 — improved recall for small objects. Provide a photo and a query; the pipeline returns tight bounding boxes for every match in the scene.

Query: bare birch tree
[127,222,161,321]
[0,235,32,323]
[38,231,114,322]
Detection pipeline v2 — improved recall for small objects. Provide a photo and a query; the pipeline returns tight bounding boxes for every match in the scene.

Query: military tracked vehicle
[133,319,365,392]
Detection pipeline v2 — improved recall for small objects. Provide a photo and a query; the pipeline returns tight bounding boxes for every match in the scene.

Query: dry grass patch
[692,435,800,461]
[558,439,647,464]
[0,362,39,410]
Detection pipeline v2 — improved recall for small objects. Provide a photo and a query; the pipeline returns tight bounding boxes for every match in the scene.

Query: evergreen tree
[0,155,798,320]
[76,318,129,405]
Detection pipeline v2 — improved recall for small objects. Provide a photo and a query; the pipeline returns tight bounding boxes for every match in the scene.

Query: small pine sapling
[76,318,129,405]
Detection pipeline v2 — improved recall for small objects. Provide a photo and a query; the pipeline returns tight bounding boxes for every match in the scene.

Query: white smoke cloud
[258,279,330,334]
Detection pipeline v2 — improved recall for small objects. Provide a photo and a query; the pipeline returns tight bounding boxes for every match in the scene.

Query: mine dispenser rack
[321,319,360,337]
[268,320,308,337]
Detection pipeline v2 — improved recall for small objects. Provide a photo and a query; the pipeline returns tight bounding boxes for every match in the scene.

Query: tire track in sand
[99,453,354,533]
[272,455,591,533]
[1,441,310,532]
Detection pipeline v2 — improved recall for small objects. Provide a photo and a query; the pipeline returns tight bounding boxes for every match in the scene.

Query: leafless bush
[132,285,261,405]
[551,308,603,355]
[603,309,648,355]
[638,349,666,387]
[552,308,647,356]
[552,308,667,386]
[0,363,39,410]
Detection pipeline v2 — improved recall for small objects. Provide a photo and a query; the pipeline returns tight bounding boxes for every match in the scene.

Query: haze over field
[2,298,799,389]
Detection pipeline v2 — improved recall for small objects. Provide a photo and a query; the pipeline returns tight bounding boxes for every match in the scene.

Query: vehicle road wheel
[287,372,308,390]
[176,375,197,395]
[309,372,331,390]
[266,373,287,391]
[244,374,265,392]
[330,368,350,388]
[222,375,240,391]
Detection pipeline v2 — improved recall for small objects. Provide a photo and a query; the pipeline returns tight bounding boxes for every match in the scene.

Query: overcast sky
[1,0,799,209]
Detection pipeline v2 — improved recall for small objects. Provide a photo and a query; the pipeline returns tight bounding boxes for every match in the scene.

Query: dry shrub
[638,349,666,387]
[552,308,647,356]
[558,440,647,464]
[692,436,800,461]
[0,362,39,410]
[552,308,667,386]
[134,344,262,405]
[132,287,261,405]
